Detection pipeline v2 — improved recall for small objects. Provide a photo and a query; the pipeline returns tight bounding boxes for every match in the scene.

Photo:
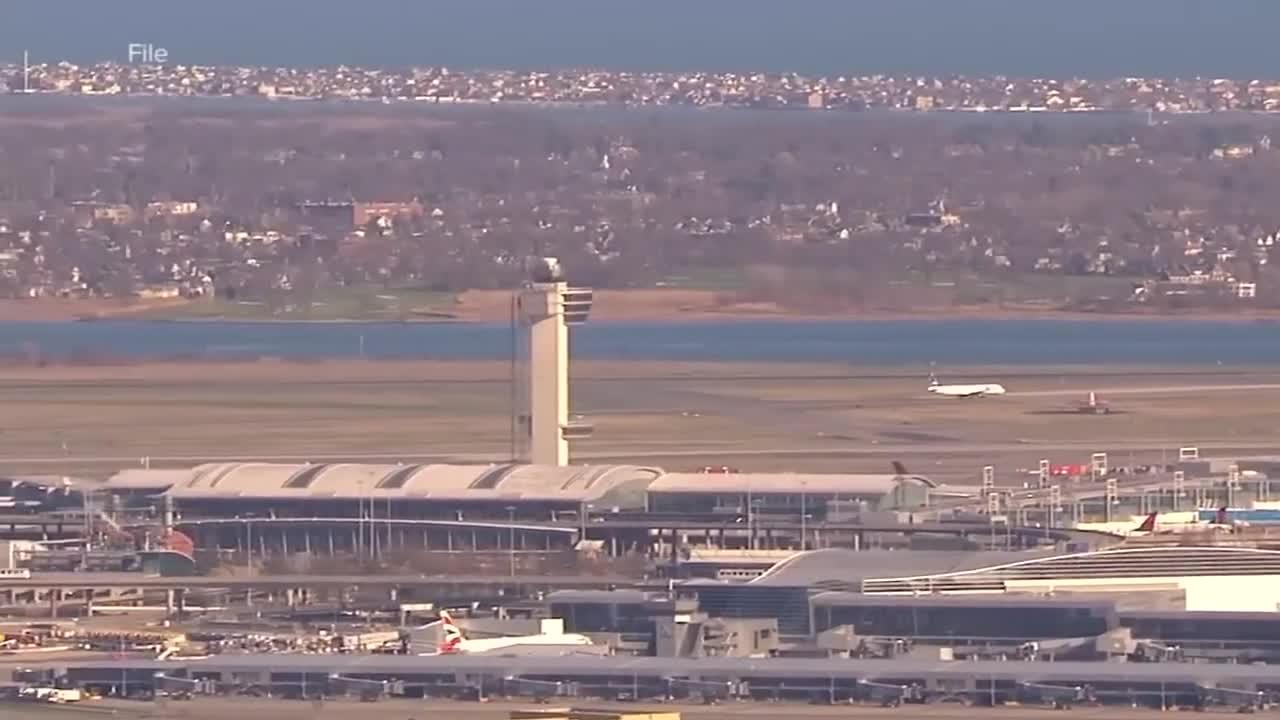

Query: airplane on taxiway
[425,610,595,656]
[927,372,1007,398]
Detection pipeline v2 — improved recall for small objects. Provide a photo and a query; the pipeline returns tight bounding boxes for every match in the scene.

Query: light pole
[355,483,364,560]
[506,506,517,577]
[83,487,90,563]
[61,478,91,570]
[800,481,807,551]
[579,503,593,546]
[749,499,763,551]
[368,484,378,561]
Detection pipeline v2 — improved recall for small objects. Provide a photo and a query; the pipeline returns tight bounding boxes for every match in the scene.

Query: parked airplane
[1075,392,1112,415]
[1130,508,1237,535]
[889,461,971,500]
[927,373,1007,398]
[433,610,594,655]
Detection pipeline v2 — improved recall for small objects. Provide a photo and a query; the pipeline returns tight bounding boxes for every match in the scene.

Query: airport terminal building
[109,462,664,521]
[613,543,1280,666]
[535,545,1280,664]
[644,472,934,517]
[92,463,937,560]
[734,545,1280,616]
[107,463,931,520]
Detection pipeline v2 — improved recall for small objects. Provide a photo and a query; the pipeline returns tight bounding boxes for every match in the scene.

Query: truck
[19,686,83,703]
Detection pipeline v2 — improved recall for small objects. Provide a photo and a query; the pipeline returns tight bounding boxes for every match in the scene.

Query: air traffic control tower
[515,257,594,466]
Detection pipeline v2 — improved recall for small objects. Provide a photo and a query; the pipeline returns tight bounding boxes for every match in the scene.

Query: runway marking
[1013,383,1280,398]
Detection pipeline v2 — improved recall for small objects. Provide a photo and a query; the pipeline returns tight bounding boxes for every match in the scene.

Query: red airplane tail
[437,610,464,654]
[1134,513,1157,533]
[1215,507,1229,526]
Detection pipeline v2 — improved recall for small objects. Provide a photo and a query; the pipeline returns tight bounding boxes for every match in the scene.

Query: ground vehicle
[18,686,83,703]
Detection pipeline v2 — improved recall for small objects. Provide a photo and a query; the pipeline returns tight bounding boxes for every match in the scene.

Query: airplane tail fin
[1134,513,1157,533]
[1216,507,1229,526]
[891,461,908,477]
[1088,391,1097,407]
[437,610,464,654]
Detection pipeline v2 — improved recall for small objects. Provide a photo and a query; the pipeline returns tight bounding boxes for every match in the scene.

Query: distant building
[354,199,425,227]
[1213,144,1255,160]
[903,212,960,230]
[136,284,182,300]
[298,201,356,226]
[145,201,199,219]
[71,202,135,227]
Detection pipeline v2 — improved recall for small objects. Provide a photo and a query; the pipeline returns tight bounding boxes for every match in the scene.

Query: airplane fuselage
[448,633,594,655]
[928,383,1007,398]
[433,610,594,656]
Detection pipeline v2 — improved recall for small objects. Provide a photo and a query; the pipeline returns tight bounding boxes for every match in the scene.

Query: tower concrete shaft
[519,281,570,466]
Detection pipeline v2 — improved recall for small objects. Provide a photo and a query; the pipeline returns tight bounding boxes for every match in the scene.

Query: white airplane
[1127,509,1238,536]
[431,610,594,655]
[927,373,1007,398]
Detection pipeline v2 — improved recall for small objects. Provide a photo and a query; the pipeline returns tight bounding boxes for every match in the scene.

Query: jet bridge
[1196,685,1273,713]
[856,678,926,707]
[1018,681,1097,709]
[327,673,393,701]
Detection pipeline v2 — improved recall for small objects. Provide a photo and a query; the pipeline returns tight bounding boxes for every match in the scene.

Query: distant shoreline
[5,91,1279,119]
[54,307,1280,326]
[2,290,1278,325]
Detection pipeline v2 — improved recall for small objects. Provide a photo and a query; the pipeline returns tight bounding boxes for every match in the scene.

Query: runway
[1011,383,1280,398]
[572,442,1280,460]
[3,438,1278,466]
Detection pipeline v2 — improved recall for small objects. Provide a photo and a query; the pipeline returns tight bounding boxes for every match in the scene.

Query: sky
[1,1,1276,77]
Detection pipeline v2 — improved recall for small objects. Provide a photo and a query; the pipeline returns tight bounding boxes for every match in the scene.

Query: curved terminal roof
[105,469,194,490]
[749,545,1280,594]
[112,462,662,504]
[110,466,943,505]
[859,545,1280,595]
[647,472,937,495]
[749,548,1045,591]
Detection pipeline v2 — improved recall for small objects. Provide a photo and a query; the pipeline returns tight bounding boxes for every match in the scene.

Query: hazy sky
[1,1,1275,77]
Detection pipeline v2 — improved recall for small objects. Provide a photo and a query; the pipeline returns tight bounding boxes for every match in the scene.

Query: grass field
[126,287,460,322]
[1,360,1279,482]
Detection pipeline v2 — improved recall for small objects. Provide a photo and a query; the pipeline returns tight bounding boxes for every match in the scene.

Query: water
[0,319,1276,366]
[1,0,1277,77]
